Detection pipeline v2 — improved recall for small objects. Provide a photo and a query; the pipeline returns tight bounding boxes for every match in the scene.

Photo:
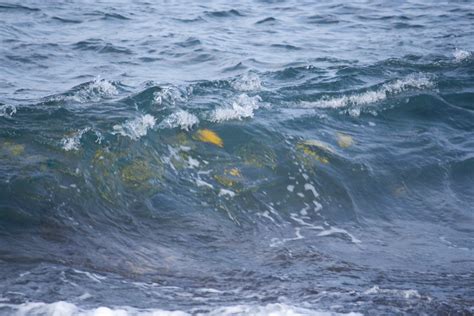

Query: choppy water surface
[1,1,474,315]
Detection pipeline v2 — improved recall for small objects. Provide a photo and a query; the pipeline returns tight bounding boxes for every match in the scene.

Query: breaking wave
[159,110,199,131]
[61,127,91,151]
[231,72,262,92]
[112,114,156,139]
[61,79,119,103]
[0,301,362,316]
[0,104,16,118]
[453,48,472,62]
[300,74,434,116]
[210,94,263,122]
[1,30,473,315]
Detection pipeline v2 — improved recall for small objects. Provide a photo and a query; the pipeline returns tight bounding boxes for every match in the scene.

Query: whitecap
[0,301,189,316]
[210,94,263,122]
[205,303,361,316]
[61,127,91,151]
[232,72,262,92]
[112,114,156,140]
[153,86,185,107]
[159,110,199,131]
[301,74,434,116]
[0,301,362,316]
[0,104,17,118]
[364,286,428,300]
[69,78,118,103]
[453,48,472,62]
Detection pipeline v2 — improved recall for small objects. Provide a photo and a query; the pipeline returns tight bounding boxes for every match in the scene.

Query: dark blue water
[1,1,473,315]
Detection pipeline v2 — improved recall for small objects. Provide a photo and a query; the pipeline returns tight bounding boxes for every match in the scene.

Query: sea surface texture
[0,0,473,315]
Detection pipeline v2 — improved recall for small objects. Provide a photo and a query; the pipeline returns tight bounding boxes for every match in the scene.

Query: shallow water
[0,1,473,315]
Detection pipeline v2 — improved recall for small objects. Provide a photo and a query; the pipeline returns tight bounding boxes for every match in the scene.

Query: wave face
[1,0,473,315]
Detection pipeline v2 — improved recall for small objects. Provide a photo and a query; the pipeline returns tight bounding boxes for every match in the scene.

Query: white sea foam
[153,86,185,107]
[72,269,106,283]
[232,72,262,91]
[257,210,278,223]
[0,104,17,118]
[61,127,91,151]
[290,213,324,230]
[69,79,118,103]
[159,110,199,131]
[270,227,305,247]
[304,183,319,198]
[453,48,472,62]
[112,114,156,140]
[210,94,262,122]
[196,178,214,189]
[317,227,361,243]
[187,156,200,168]
[218,189,236,198]
[0,301,188,316]
[0,301,362,316]
[301,74,434,116]
[364,286,427,300]
[205,303,361,316]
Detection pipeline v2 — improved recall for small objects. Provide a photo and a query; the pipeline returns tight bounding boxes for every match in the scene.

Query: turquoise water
[0,1,473,315]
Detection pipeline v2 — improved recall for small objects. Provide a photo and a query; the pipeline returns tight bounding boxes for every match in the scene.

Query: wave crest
[301,74,434,116]
[61,127,91,151]
[0,301,361,316]
[159,110,199,131]
[112,114,156,140]
[232,72,262,92]
[69,79,118,103]
[210,94,263,122]
[153,86,186,107]
[0,104,17,118]
[453,48,472,62]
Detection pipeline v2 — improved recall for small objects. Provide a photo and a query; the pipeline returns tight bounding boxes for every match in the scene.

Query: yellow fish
[196,129,223,147]
[226,168,241,177]
[2,141,25,156]
[300,140,335,154]
[296,142,330,164]
[336,132,354,148]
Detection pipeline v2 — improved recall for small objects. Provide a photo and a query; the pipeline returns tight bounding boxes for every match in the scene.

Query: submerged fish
[2,141,25,156]
[236,141,277,169]
[195,129,224,147]
[296,140,331,164]
[336,132,354,148]
[299,140,335,154]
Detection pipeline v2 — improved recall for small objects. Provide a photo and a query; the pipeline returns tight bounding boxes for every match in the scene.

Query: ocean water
[0,0,473,315]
